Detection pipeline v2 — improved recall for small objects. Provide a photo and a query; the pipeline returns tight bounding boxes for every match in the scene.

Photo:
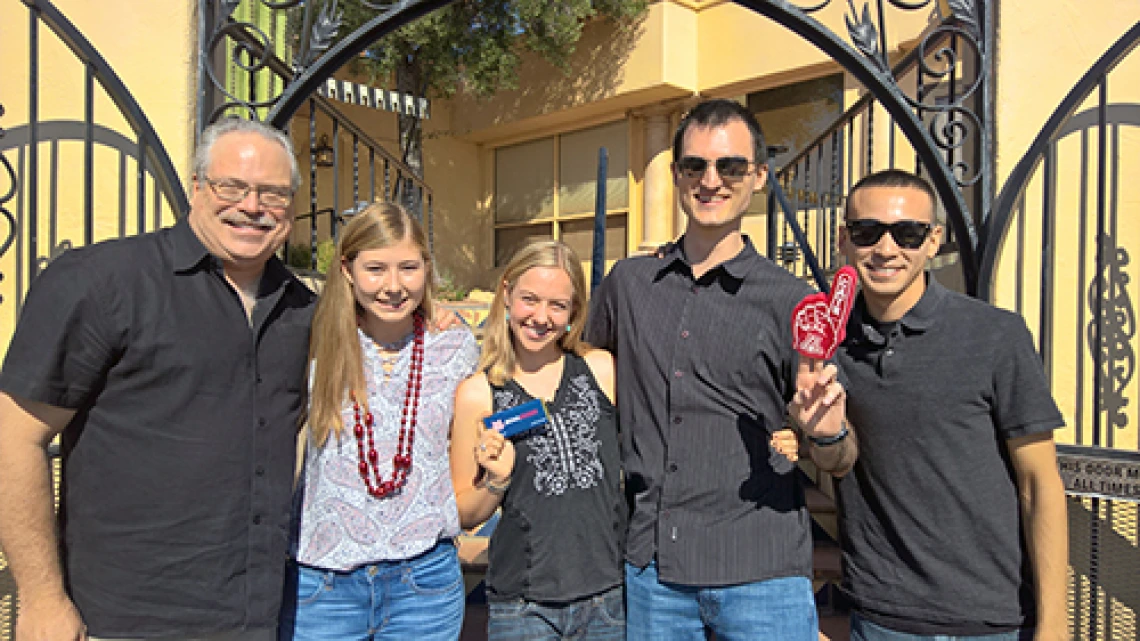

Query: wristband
[809,423,849,447]
[482,476,511,495]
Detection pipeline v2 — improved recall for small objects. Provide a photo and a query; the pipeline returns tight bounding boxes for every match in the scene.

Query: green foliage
[339,0,648,99]
[287,239,337,274]
[436,269,471,302]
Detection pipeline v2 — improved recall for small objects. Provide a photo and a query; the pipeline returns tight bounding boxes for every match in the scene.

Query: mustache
[219,212,277,230]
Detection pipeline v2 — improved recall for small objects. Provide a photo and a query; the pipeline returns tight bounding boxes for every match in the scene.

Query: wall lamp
[313,134,335,168]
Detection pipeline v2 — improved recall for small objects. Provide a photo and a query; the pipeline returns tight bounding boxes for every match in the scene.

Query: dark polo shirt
[585,237,815,586]
[0,219,315,636]
[836,278,1063,635]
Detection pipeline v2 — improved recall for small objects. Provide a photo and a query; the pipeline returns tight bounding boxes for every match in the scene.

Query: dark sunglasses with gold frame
[675,155,756,182]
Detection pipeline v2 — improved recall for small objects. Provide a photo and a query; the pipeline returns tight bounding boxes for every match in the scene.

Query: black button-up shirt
[585,238,815,586]
[0,219,315,636]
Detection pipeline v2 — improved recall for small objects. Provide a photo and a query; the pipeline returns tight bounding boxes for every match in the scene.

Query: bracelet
[809,422,849,447]
[482,476,512,495]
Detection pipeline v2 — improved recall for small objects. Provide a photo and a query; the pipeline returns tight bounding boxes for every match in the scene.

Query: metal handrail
[776,30,952,175]
[221,20,431,200]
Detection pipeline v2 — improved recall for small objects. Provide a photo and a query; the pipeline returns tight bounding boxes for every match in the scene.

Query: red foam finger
[792,266,859,360]
[825,266,858,351]
[792,292,833,360]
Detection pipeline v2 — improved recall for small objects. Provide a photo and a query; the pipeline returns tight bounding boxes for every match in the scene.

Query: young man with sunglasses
[586,99,852,640]
[834,169,1068,641]
[0,118,314,640]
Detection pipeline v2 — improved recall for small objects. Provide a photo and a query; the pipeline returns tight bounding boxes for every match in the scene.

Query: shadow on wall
[447,14,649,134]
[1067,496,1140,638]
[0,120,179,314]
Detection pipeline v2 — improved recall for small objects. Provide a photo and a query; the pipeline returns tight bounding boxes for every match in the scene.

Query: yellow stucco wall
[988,0,1140,452]
[694,0,929,97]
[0,0,196,342]
[447,1,691,145]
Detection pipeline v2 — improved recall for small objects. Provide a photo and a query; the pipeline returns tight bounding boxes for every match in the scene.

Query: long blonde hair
[308,202,438,447]
[480,240,591,386]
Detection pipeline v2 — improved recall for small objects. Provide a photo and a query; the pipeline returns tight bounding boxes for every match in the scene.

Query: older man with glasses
[834,169,1068,641]
[586,98,854,640]
[0,118,314,640]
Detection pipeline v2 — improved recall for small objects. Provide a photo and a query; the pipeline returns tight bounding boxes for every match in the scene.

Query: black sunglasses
[845,220,933,249]
[676,155,754,181]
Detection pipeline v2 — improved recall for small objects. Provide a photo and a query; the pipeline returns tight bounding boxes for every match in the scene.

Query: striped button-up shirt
[585,237,815,586]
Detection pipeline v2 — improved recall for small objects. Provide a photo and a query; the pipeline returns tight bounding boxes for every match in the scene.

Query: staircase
[808,482,849,641]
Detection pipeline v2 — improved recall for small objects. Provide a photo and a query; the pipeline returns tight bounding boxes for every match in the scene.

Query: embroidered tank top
[486,351,625,603]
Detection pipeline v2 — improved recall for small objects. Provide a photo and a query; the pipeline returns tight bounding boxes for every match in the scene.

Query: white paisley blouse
[295,325,479,570]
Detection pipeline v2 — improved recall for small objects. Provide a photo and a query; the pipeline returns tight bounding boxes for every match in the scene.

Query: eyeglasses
[845,220,933,249]
[676,155,755,181]
[202,177,294,209]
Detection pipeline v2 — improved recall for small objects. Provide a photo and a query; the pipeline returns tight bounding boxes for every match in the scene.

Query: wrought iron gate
[2,0,1138,639]
[979,22,1140,641]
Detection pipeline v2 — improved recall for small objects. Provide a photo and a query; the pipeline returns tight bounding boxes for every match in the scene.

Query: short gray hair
[193,118,300,190]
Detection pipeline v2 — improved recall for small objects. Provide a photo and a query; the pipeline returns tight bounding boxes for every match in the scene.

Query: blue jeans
[487,585,624,641]
[279,539,464,641]
[625,561,817,641]
[851,612,1033,641]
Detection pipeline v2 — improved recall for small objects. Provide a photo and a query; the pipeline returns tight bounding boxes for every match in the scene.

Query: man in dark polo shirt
[834,169,1068,641]
[0,118,314,640]
[585,99,853,640]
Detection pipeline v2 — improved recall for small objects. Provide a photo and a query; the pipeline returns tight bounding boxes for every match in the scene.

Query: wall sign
[1057,444,1140,502]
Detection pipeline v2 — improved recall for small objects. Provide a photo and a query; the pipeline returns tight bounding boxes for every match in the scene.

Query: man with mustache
[0,118,314,640]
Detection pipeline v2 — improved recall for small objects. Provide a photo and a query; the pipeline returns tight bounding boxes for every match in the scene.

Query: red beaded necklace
[352,312,424,499]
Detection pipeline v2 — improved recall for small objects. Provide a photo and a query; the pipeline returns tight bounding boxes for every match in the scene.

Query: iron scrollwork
[787,0,988,194]
[293,0,343,71]
[0,104,19,303]
[1088,234,1135,438]
[200,0,433,124]
[203,0,433,125]
[201,0,309,122]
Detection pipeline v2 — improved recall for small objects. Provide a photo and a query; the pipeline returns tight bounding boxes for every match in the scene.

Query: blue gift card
[483,398,549,439]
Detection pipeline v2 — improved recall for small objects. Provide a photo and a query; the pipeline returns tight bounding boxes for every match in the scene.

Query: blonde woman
[281,202,478,640]
[451,240,625,640]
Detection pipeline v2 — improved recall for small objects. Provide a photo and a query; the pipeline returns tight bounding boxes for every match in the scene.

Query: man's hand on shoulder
[430,307,463,332]
[16,591,86,641]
